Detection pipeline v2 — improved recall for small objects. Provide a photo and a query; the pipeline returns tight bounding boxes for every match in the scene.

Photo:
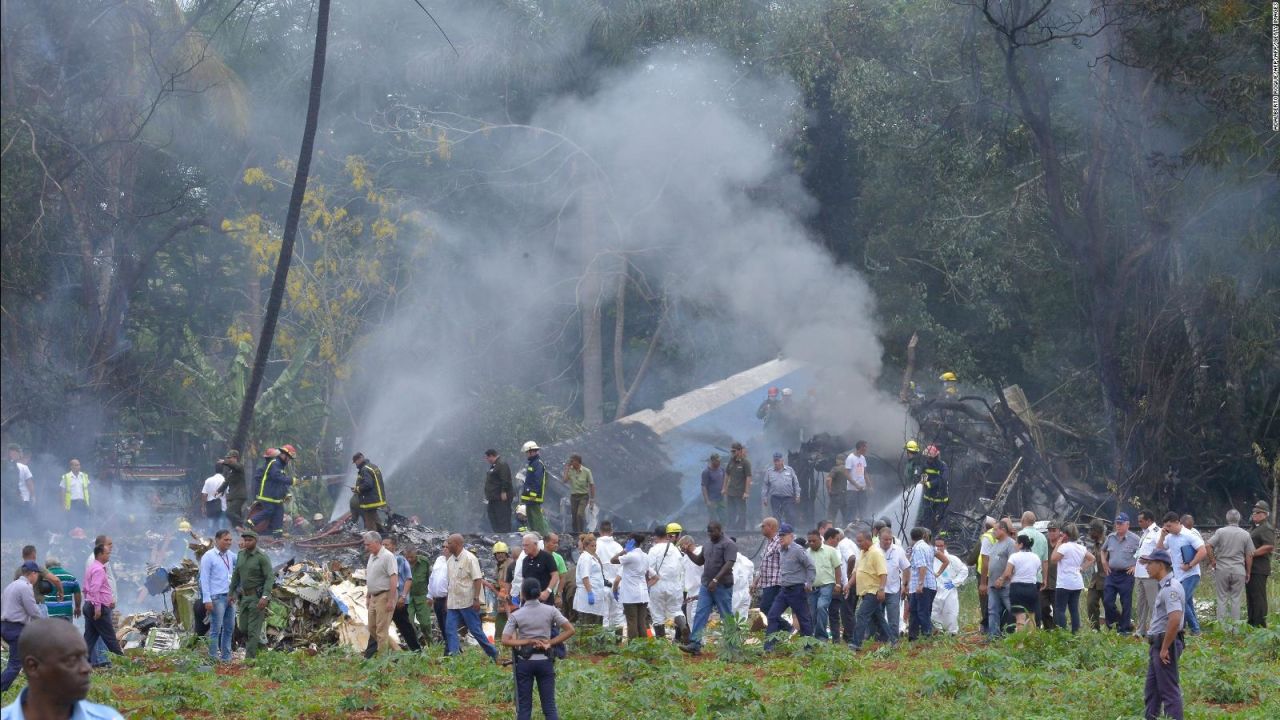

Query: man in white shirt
[594,522,625,629]
[8,445,34,508]
[1132,510,1163,636]
[59,459,90,522]
[1157,512,1207,635]
[200,469,228,534]
[844,441,872,522]
[198,530,236,662]
[428,545,451,645]
[830,528,858,642]
[879,528,910,640]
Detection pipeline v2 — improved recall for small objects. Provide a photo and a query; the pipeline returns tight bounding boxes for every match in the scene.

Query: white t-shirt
[882,544,910,594]
[61,471,89,501]
[1008,551,1041,584]
[201,474,227,510]
[845,454,868,491]
[1134,524,1161,579]
[1162,529,1205,581]
[14,463,33,502]
[427,555,450,598]
[1055,541,1088,590]
[595,536,623,581]
[616,549,650,604]
[574,553,605,615]
[836,537,858,585]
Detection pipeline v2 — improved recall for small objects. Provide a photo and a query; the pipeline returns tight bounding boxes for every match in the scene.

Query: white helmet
[781,388,793,396]
[521,441,540,452]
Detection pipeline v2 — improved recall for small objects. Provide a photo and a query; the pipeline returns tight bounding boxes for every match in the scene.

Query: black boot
[674,616,690,644]
[653,625,666,639]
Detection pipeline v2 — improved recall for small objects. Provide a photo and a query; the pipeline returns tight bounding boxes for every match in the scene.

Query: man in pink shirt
[82,543,123,667]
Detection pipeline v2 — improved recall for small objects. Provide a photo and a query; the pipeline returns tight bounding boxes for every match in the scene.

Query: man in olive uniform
[1246,500,1275,627]
[483,450,514,533]
[352,453,387,532]
[1141,549,1184,720]
[217,450,247,530]
[1086,520,1107,630]
[229,529,274,659]
[563,455,595,534]
[723,442,752,530]
[402,545,434,646]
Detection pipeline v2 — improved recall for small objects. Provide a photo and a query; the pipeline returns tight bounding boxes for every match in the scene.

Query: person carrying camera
[502,578,576,720]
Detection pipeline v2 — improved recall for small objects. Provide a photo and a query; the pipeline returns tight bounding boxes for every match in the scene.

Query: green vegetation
[5,577,1277,719]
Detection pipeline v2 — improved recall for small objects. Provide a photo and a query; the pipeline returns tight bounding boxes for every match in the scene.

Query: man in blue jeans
[763,524,815,651]
[985,520,1016,638]
[906,527,937,640]
[679,522,738,655]
[443,534,499,660]
[1157,512,1206,636]
[199,530,237,662]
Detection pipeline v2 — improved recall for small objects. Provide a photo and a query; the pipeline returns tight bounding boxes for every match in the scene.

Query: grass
[4,577,1278,719]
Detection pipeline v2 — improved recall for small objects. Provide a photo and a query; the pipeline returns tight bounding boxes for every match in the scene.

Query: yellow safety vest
[977,530,995,574]
[357,463,387,509]
[61,472,90,509]
[257,458,283,503]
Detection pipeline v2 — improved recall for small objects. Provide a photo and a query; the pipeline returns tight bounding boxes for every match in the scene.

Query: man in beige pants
[1206,509,1254,626]
[363,531,398,657]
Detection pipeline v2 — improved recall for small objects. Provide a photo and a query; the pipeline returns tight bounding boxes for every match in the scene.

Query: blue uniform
[1144,577,1184,720]
[251,458,292,536]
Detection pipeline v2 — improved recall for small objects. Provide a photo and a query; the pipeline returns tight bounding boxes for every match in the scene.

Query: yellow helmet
[666,522,683,535]
[492,541,509,554]
[177,518,192,532]
[904,440,921,453]
[939,372,958,382]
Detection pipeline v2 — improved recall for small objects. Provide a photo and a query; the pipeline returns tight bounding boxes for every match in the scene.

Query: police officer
[228,529,274,659]
[1141,548,1184,720]
[519,442,550,535]
[501,578,576,720]
[351,452,387,532]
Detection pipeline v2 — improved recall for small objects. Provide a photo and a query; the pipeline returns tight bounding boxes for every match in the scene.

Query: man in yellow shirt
[850,529,892,650]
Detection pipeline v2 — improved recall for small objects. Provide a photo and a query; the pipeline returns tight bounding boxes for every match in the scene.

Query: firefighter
[919,444,949,533]
[756,386,781,422]
[939,371,960,398]
[249,445,295,537]
[352,452,387,532]
[520,441,550,535]
[903,440,925,485]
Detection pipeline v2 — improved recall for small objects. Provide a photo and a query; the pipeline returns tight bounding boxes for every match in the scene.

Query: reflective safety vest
[61,472,90,509]
[356,462,387,509]
[922,461,948,503]
[256,458,288,503]
[521,457,546,504]
[977,530,995,574]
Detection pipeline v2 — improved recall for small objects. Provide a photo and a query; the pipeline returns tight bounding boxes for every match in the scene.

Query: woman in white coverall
[574,534,606,624]
[931,536,969,634]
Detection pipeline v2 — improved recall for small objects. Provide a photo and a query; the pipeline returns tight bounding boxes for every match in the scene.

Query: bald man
[0,618,123,719]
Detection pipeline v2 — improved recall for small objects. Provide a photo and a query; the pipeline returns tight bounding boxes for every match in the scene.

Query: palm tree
[229,0,331,456]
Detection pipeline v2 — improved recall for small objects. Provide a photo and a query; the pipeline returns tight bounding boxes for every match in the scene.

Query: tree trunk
[230,0,330,454]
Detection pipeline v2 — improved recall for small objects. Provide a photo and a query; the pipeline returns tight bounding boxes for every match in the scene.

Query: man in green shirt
[724,442,752,530]
[228,529,274,659]
[402,544,434,645]
[563,455,595,534]
[807,529,842,640]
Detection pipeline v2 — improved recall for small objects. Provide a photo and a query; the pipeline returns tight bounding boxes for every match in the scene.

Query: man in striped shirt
[41,559,80,621]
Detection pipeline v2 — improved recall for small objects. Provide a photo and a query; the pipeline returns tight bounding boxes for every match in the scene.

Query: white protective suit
[681,545,703,620]
[647,540,685,626]
[574,552,607,618]
[731,553,754,618]
[931,551,969,634]
[595,533,626,628]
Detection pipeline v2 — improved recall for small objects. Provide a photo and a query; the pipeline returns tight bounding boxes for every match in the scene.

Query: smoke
[347,46,911,510]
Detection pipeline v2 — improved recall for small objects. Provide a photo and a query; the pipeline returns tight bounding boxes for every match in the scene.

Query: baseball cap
[1115,512,1130,523]
[779,523,795,535]
[20,561,41,574]
[1140,549,1173,566]
[773,452,784,460]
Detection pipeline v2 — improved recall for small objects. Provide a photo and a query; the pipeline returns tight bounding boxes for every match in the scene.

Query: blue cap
[20,561,40,574]
[773,452,784,460]
[1115,512,1130,523]
[779,523,795,535]
[1140,549,1173,566]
